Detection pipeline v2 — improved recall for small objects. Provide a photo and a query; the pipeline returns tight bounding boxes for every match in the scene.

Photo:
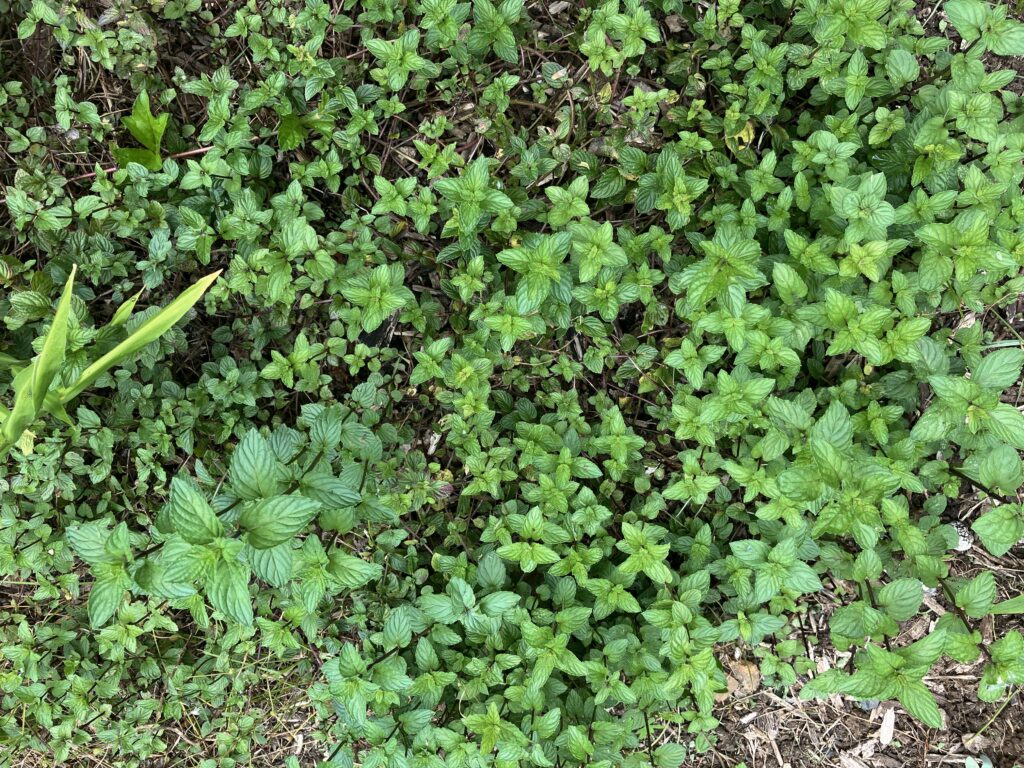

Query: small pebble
[951,521,974,552]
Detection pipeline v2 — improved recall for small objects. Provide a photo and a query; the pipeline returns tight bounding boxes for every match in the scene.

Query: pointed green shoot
[1,267,76,450]
[1,366,35,450]
[32,265,76,412]
[57,270,221,404]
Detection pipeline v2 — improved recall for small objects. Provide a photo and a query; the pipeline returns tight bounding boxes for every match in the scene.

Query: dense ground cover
[2,0,1024,765]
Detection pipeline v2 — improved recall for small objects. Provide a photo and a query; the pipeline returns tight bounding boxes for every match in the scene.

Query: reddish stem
[66,144,220,182]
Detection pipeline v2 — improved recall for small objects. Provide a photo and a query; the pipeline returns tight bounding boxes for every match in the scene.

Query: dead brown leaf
[727,660,761,695]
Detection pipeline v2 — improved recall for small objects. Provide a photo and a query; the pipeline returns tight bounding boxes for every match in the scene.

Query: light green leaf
[168,476,224,544]
[878,579,923,621]
[955,572,997,618]
[654,743,687,768]
[122,90,169,154]
[898,680,943,728]
[230,430,282,500]
[248,544,293,588]
[207,559,254,625]
[945,0,988,40]
[238,494,321,549]
[88,576,124,629]
[31,265,75,414]
[972,348,1024,391]
[971,505,1024,557]
[329,551,383,589]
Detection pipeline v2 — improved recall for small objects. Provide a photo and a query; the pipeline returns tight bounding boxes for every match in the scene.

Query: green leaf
[230,431,282,500]
[67,521,113,566]
[87,577,124,629]
[248,544,293,588]
[329,550,383,588]
[990,594,1024,615]
[341,264,413,332]
[786,562,823,594]
[31,265,75,414]
[207,559,254,625]
[112,147,163,172]
[849,20,887,48]
[878,579,923,621]
[106,290,143,329]
[168,476,224,545]
[655,743,687,768]
[382,608,413,649]
[239,494,321,549]
[988,17,1024,55]
[279,216,319,257]
[885,49,919,85]
[122,90,169,154]
[945,0,988,40]
[479,591,520,616]
[972,505,1024,556]
[0,268,77,451]
[976,445,1024,495]
[955,571,997,618]
[419,592,456,623]
[987,404,1024,449]
[898,680,943,728]
[300,472,362,507]
[901,630,948,670]
[972,348,1024,391]
[566,724,594,760]
[277,114,307,151]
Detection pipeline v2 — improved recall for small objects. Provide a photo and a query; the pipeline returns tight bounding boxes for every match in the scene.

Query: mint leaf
[956,572,997,618]
[898,680,943,728]
[207,560,254,625]
[229,430,282,500]
[238,494,321,549]
[87,576,124,628]
[168,476,224,544]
